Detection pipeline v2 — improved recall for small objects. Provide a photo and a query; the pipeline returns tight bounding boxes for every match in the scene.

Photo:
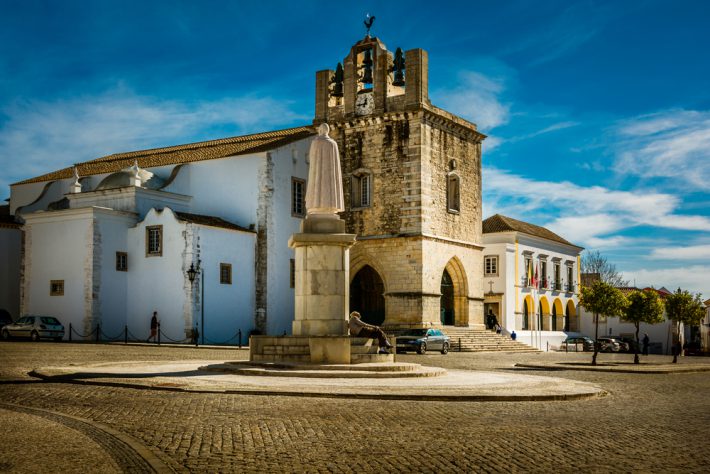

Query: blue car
[396,328,450,355]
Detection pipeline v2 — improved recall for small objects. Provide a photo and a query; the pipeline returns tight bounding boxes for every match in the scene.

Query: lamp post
[187,261,204,345]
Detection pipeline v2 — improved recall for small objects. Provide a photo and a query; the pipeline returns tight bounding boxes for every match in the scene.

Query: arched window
[447,172,460,213]
[351,168,372,208]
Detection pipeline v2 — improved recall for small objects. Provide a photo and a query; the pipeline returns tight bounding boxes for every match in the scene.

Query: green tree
[624,289,665,364]
[665,289,705,358]
[580,280,627,365]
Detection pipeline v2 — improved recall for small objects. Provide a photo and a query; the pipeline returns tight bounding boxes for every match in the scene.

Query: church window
[220,263,232,285]
[351,169,372,208]
[146,225,162,256]
[50,280,64,296]
[291,177,306,217]
[447,173,460,213]
[484,256,498,276]
[116,252,127,272]
[289,258,295,288]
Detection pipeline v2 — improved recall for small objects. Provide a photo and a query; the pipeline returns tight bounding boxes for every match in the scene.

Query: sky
[1,0,709,294]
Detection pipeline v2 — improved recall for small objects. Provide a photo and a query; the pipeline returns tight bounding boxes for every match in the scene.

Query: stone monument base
[250,335,395,364]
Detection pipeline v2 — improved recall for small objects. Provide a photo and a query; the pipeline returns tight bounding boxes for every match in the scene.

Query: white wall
[265,139,312,335]
[196,225,256,345]
[126,208,191,342]
[0,227,22,320]
[96,212,137,339]
[578,307,673,354]
[23,209,94,339]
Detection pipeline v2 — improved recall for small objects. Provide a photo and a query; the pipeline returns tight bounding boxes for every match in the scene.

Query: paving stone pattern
[1,342,709,472]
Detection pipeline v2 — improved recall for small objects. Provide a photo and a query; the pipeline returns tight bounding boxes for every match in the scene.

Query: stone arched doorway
[440,258,469,326]
[350,265,385,325]
[440,270,455,325]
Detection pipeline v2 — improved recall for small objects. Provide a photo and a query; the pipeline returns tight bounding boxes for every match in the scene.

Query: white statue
[305,123,344,215]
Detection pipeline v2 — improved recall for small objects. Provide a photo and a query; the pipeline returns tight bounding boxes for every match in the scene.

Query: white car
[1,315,65,341]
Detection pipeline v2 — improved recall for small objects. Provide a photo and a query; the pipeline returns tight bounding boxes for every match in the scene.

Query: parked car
[597,337,623,353]
[610,336,636,353]
[559,336,595,352]
[1,315,65,341]
[0,309,13,328]
[396,328,450,354]
[684,341,705,357]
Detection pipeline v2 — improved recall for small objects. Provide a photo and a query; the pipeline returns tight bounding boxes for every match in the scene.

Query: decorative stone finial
[129,160,142,187]
[70,166,82,193]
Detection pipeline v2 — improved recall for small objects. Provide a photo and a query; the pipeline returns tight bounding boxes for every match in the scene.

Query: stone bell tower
[313,32,487,330]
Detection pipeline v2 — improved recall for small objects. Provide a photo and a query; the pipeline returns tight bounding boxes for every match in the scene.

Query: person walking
[147,311,159,343]
[348,311,393,354]
[642,333,650,355]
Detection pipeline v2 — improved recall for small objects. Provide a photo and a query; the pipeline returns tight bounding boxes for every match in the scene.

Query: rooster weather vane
[364,13,375,36]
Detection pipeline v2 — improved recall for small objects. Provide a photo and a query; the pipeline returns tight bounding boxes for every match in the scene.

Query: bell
[362,48,373,66]
[392,47,405,86]
[331,62,344,97]
[362,65,373,84]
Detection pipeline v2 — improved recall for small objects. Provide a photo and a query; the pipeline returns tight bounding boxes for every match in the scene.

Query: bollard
[238,329,242,349]
[96,324,100,342]
[459,337,462,352]
[69,323,72,342]
[194,325,199,347]
[157,322,161,345]
[124,325,128,344]
[546,341,549,352]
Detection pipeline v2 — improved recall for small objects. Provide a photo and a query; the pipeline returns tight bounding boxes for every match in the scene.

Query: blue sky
[1,0,709,294]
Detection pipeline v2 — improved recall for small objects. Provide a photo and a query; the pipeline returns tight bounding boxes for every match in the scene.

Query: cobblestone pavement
[1,342,709,473]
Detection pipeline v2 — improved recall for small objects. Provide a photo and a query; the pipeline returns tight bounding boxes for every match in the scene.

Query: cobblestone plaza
[1,342,709,472]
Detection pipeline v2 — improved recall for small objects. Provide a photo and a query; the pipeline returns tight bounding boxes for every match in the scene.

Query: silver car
[396,328,450,354]
[1,315,65,341]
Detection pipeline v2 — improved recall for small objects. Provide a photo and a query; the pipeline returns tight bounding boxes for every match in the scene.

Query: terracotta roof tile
[482,214,580,248]
[14,126,315,185]
[174,211,255,233]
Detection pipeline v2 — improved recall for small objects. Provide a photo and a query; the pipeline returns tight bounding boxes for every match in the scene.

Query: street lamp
[187,261,204,345]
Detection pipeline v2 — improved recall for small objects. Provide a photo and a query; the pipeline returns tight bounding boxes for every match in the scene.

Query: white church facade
[3,34,490,342]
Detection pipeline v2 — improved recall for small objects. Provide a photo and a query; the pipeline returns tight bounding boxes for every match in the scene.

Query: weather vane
[364,13,375,36]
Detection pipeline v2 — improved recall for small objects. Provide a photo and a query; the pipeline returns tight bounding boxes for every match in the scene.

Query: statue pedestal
[288,230,356,337]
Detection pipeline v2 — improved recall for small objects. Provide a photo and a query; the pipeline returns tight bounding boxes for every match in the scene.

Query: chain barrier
[99,327,126,342]
[203,330,243,347]
[158,328,191,344]
[69,323,99,340]
[67,322,245,347]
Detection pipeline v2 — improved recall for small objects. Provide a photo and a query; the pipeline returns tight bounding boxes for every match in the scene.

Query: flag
[527,261,533,287]
[534,263,539,289]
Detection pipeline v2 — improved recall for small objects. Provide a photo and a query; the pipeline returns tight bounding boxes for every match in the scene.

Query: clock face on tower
[355,91,374,116]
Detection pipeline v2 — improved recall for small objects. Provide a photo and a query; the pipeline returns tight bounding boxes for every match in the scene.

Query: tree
[579,280,627,365]
[581,250,629,287]
[665,288,705,358]
[624,289,665,364]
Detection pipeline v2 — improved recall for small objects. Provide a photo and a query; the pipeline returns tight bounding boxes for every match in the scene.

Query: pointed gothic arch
[441,257,469,326]
[350,265,385,326]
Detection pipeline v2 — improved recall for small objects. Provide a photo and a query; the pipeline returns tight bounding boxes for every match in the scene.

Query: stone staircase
[441,327,539,353]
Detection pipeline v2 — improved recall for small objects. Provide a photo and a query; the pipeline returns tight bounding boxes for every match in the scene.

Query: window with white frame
[525,257,532,286]
[484,255,498,276]
[567,265,574,291]
[540,260,548,288]
[50,280,64,296]
[351,169,372,208]
[291,177,306,217]
[554,263,561,289]
[146,226,162,256]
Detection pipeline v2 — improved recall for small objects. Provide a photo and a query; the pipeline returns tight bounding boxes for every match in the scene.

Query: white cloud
[612,109,710,190]
[483,166,710,248]
[508,121,579,143]
[434,71,510,131]
[650,245,710,261]
[0,87,307,197]
[622,265,710,296]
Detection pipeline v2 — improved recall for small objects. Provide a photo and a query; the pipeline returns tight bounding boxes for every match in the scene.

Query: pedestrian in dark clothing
[511,331,517,341]
[642,333,650,355]
[147,311,158,343]
[672,340,682,363]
